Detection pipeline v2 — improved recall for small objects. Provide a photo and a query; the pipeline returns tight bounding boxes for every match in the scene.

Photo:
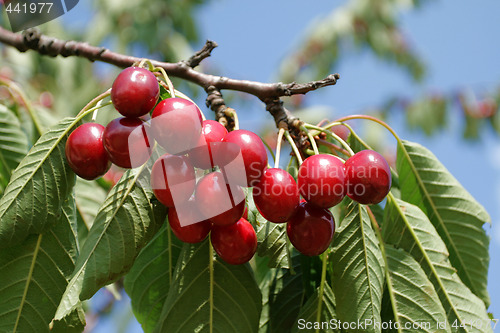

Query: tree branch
[182,40,218,68]
[0,27,340,128]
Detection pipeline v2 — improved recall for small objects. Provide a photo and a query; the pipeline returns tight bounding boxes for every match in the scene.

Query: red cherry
[151,98,203,155]
[211,218,257,265]
[103,117,153,168]
[168,200,211,243]
[219,129,268,187]
[287,202,335,256]
[344,150,391,204]
[150,154,196,207]
[188,120,228,169]
[195,171,245,226]
[65,123,111,180]
[298,154,345,208]
[111,67,159,118]
[253,168,300,223]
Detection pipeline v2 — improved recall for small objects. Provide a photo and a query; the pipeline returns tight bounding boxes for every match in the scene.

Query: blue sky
[57,0,500,331]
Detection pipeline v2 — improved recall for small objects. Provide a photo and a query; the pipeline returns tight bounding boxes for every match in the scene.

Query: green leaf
[0,117,78,247]
[258,253,304,333]
[255,214,290,269]
[124,224,183,333]
[74,178,107,242]
[0,194,78,333]
[383,245,450,333]
[54,166,167,320]
[291,284,338,333]
[396,140,490,306]
[248,193,290,269]
[331,202,384,333]
[384,197,492,333]
[0,104,28,187]
[50,305,86,333]
[154,239,262,333]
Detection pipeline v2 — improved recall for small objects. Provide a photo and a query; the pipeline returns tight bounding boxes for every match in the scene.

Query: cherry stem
[0,78,44,135]
[316,251,329,329]
[284,130,303,164]
[262,138,276,164]
[76,89,111,117]
[136,59,154,71]
[365,206,381,231]
[78,101,112,122]
[340,122,373,150]
[286,154,296,175]
[333,115,402,144]
[301,125,319,155]
[274,128,285,168]
[225,108,239,130]
[303,123,354,156]
[316,138,350,156]
[91,98,106,121]
[155,67,176,98]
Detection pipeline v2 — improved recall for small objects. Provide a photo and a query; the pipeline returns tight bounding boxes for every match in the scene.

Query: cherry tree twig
[0,27,340,129]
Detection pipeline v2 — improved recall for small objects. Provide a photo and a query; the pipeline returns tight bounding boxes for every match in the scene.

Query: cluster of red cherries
[64,66,392,266]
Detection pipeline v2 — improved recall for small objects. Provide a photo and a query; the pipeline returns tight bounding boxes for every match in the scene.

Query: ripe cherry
[151,98,203,155]
[65,123,111,180]
[219,129,268,187]
[344,150,391,204]
[211,218,257,265]
[253,168,300,223]
[150,154,196,207]
[195,171,245,226]
[287,202,335,256]
[168,200,211,243]
[111,67,159,118]
[298,154,345,208]
[103,117,153,168]
[188,120,228,169]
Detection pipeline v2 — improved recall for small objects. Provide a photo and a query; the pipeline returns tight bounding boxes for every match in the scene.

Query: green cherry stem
[274,127,285,168]
[78,101,113,121]
[286,154,297,175]
[155,67,176,98]
[262,137,276,164]
[316,138,350,156]
[301,125,319,155]
[333,114,402,144]
[284,130,303,165]
[135,59,155,72]
[76,89,111,117]
[315,251,329,331]
[303,123,354,156]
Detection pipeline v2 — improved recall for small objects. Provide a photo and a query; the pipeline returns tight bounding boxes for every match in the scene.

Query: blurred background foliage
[1,0,499,331]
